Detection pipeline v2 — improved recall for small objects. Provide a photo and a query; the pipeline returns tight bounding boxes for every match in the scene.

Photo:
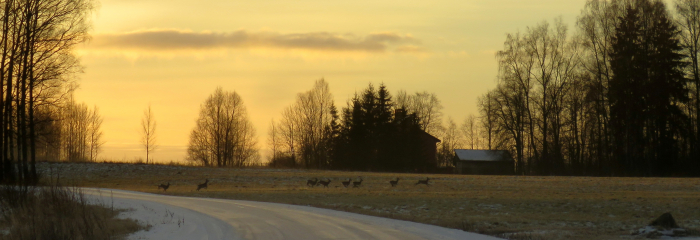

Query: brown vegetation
[0,184,143,240]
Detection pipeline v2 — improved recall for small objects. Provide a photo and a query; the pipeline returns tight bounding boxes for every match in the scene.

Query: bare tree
[271,79,336,168]
[676,0,700,168]
[461,114,480,149]
[88,106,103,162]
[396,90,443,136]
[140,105,157,164]
[61,96,102,162]
[577,0,628,175]
[437,117,462,168]
[267,120,279,163]
[489,18,581,175]
[187,87,259,167]
[1,0,95,183]
[62,98,89,162]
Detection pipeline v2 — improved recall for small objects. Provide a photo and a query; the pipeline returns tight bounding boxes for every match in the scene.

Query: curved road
[84,189,501,240]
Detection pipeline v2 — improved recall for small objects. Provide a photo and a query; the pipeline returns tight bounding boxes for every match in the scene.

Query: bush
[0,184,143,240]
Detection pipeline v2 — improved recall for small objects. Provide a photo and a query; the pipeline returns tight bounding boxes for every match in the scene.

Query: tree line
[0,0,98,185]
[266,79,447,172]
[262,0,700,176]
[5,0,697,181]
[472,0,700,176]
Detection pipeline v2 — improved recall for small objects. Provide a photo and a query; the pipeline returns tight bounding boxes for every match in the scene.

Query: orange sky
[75,0,594,163]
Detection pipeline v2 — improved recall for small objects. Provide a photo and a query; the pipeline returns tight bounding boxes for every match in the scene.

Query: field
[36,161,700,240]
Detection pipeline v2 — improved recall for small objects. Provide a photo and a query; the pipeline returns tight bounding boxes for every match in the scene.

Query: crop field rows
[37,162,700,240]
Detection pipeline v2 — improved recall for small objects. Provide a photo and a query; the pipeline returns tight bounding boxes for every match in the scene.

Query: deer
[318,179,332,188]
[196,179,209,191]
[415,177,430,186]
[341,178,351,188]
[389,178,400,187]
[307,178,319,187]
[157,182,170,192]
[352,178,363,188]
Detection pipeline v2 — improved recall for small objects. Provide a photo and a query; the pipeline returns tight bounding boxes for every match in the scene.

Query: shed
[453,149,514,175]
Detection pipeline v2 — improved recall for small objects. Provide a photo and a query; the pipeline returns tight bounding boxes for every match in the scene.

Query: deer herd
[155,179,208,192]
[305,177,429,188]
[156,177,431,192]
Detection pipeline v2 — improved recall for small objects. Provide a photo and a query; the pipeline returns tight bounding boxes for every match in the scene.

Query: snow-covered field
[39,161,700,240]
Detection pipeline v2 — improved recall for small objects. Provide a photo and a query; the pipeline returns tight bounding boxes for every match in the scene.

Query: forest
[2,0,700,188]
[266,0,700,176]
[477,0,700,176]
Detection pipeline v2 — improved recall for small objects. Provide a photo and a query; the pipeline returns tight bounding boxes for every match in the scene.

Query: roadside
[0,184,142,240]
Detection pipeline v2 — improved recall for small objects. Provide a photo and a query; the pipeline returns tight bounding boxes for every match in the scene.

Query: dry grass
[37,161,700,240]
[0,184,144,240]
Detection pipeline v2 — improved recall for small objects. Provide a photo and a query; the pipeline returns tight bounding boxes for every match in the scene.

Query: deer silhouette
[341,178,351,188]
[352,178,363,188]
[196,179,209,191]
[307,178,319,187]
[318,179,332,188]
[389,178,400,187]
[415,177,430,186]
[157,182,170,192]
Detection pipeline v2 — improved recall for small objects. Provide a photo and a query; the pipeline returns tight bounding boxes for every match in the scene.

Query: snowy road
[84,188,502,240]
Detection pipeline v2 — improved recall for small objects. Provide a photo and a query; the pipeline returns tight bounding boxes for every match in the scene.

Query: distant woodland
[265,0,700,177]
[3,0,700,187]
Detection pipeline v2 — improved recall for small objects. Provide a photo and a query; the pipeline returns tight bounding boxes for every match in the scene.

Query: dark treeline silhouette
[480,0,700,176]
[1,0,96,185]
[269,80,436,172]
[333,84,431,172]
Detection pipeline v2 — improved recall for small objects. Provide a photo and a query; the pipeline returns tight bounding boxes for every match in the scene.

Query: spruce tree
[610,0,689,176]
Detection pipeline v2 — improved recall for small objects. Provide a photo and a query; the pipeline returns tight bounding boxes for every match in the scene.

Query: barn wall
[456,161,514,175]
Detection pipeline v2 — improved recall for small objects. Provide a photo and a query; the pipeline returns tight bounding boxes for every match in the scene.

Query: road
[84,188,502,240]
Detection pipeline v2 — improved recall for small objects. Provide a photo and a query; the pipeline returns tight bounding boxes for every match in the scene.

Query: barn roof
[420,131,441,143]
[454,149,512,162]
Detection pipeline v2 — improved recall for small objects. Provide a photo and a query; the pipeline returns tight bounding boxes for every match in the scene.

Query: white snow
[85,189,239,240]
[633,226,700,240]
[83,188,503,240]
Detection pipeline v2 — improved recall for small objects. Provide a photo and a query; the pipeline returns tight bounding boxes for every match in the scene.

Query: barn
[453,149,514,175]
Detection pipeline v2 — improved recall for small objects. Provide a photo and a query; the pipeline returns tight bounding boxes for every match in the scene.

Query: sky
[74,0,594,163]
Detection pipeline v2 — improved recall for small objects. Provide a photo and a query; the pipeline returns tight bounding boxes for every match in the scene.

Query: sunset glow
[75,0,590,162]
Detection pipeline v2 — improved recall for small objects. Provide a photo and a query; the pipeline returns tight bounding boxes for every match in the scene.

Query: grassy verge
[0,184,144,240]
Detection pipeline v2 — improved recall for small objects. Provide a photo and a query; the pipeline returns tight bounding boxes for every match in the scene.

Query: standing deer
[352,178,363,188]
[318,179,332,188]
[307,178,319,187]
[341,178,351,188]
[196,179,209,191]
[389,178,400,187]
[157,182,170,192]
[415,177,430,186]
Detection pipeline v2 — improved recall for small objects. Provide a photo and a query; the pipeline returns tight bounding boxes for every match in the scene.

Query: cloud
[87,29,421,53]
[395,45,425,53]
